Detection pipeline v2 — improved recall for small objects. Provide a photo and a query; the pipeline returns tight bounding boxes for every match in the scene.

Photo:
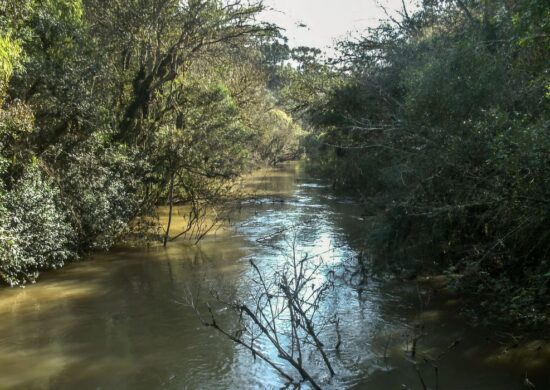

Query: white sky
[260,0,416,54]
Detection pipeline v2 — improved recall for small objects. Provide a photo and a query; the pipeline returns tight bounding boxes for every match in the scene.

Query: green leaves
[0,34,21,97]
[302,0,550,328]
[0,0,301,284]
[0,166,76,286]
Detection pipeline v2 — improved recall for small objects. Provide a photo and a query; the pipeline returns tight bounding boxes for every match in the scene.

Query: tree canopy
[0,0,303,285]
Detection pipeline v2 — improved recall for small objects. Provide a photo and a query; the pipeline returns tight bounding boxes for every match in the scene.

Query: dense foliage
[0,0,303,285]
[300,0,550,327]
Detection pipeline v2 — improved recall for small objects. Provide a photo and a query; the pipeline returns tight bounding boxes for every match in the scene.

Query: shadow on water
[0,161,548,389]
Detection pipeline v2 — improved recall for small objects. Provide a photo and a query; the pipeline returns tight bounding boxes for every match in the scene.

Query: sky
[260,0,416,55]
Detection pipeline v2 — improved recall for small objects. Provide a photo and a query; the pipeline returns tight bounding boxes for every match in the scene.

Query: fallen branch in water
[185,238,339,389]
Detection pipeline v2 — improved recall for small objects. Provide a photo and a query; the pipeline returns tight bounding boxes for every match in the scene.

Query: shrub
[0,166,75,285]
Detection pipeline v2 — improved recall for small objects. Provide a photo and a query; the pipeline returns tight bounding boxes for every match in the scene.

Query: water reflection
[0,161,548,389]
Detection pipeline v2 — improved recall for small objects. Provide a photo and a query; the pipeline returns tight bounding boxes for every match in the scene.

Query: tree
[0,0,303,284]
[302,0,550,327]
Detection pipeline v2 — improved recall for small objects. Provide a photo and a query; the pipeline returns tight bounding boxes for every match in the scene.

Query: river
[0,162,548,389]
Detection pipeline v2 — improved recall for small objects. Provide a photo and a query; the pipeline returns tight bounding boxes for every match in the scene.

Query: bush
[59,132,149,249]
[0,166,75,285]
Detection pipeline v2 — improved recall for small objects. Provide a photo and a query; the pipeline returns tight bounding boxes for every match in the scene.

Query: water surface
[0,162,548,389]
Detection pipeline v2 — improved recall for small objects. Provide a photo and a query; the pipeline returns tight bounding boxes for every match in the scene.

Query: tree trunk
[163,171,175,247]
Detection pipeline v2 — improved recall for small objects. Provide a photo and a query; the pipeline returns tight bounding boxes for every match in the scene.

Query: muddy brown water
[0,162,548,389]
